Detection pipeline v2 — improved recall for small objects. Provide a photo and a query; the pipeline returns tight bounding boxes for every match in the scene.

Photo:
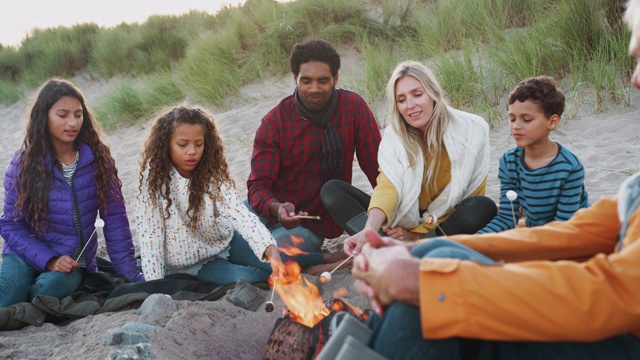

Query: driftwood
[262,298,369,359]
[263,316,318,360]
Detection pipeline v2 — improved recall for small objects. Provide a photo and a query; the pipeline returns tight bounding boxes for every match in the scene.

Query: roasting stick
[292,215,321,220]
[75,218,105,262]
[506,190,519,228]
[319,254,354,283]
[42,218,104,284]
[265,278,277,312]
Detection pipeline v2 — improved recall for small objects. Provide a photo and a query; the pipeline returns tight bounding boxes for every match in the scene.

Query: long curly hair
[16,78,120,234]
[386,61,452,192]
[138,106,233,229]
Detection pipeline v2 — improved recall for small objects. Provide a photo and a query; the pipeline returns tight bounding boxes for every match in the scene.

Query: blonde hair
[385,61,451,191]
[625,0,640,31]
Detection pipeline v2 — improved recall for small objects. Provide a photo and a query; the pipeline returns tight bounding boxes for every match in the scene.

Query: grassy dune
[0,0,632,126]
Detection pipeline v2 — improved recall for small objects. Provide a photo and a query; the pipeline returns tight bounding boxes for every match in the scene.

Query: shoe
[345,212,368,235]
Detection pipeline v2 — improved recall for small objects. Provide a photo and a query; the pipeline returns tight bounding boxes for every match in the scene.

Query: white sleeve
[219,183,276,261]
[136,185,166,280]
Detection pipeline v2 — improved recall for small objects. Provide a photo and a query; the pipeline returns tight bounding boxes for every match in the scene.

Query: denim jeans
[243,200,324,268]
[0,253,85,307]
[197,230,272,285]
[366,239,640,359]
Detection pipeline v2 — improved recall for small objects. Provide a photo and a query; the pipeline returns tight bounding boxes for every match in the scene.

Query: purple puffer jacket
[0,143,144,283]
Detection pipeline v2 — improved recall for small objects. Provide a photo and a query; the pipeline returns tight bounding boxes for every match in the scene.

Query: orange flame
[277,235,309,256]
[271,236,368,327]
[272,259,329,328]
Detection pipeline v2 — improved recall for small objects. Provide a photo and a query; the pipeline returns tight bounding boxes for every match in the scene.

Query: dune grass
[95,74,185,129]
[0,0,633,128]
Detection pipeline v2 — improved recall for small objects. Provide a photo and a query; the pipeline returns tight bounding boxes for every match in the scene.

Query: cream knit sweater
[136,168,275,280]
[378,107,490,229]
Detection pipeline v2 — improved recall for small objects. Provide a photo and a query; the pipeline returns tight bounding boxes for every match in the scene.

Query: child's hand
[46,255,80,273]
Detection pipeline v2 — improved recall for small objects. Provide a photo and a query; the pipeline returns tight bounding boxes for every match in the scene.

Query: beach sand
[0,54,639,358]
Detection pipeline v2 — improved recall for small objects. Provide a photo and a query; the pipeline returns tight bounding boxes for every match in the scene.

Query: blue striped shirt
[479,144,589,233]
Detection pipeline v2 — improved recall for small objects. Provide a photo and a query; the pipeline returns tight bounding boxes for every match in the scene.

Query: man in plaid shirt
[247,39,381,262]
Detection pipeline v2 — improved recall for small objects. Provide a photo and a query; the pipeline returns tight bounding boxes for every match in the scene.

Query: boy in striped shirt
[479,76,589,233]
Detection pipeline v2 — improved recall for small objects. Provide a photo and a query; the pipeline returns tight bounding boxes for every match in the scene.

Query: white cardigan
[136,168,276,280]
[378,107,490,229]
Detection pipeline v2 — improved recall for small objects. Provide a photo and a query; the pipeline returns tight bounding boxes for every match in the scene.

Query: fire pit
[263,298,368,359]
[263,237,370,359]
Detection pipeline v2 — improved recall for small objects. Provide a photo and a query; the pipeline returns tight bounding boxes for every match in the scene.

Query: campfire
[263,238,369,359]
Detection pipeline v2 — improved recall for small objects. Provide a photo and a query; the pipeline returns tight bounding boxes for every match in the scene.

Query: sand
[0,55,639,359]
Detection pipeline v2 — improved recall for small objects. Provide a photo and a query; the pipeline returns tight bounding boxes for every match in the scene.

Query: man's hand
[352,229,421,315]
[272,202,307,229]
[46,255,80,273]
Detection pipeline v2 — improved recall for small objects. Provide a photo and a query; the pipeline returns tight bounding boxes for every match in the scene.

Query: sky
[0,0,257,47]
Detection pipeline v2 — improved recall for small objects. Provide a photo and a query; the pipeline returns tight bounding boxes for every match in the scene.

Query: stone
[136,294,176,316]
[105,343,153,360]
[120,322,156,334]
[102,329,148,346]
[227,279,266,311]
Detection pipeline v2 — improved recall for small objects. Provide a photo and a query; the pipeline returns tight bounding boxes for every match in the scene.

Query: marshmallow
[506,191,518,201]
[424,214,438,225]
[264,301,274,312]
[319,271,332,283]
[94,218,105,228]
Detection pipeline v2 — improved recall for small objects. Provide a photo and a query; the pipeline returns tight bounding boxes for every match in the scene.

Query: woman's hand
[343,230,367,256]
[46,255,80,273]
[344,208,388,256]
[382,226,420,241]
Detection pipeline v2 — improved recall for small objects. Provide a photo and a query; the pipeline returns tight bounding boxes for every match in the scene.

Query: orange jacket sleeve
[418,197,640,341]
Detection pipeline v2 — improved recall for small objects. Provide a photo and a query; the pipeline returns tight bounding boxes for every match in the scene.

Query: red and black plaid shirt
[247,89,381,238]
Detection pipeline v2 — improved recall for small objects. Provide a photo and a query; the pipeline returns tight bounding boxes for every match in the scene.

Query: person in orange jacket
[350,1,640,359]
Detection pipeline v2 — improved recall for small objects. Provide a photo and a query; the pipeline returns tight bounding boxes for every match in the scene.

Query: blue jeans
[243,200,324,268]
[0,254,85,307]
[197,230,272,285]
[366,239,640,359]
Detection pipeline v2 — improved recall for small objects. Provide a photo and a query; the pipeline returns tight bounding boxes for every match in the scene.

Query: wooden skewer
[292,215,321,220]
[328,254,354,275]
[265,278,276,312]
[75,228,98,262]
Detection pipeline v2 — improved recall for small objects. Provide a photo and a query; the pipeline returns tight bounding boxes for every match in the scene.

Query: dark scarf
[294,87,342,175]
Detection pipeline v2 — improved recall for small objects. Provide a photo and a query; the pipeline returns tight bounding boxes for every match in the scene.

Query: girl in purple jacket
[0,79,144,307]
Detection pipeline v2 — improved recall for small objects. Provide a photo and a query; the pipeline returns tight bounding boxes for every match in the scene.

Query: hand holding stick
[41,218,104,286]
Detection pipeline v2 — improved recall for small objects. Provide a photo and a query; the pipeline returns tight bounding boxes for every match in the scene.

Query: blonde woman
[322,61,496,256]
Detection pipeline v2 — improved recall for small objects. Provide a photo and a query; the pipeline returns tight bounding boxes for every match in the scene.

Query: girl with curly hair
[0,78,144,307]
[136,106,285,284]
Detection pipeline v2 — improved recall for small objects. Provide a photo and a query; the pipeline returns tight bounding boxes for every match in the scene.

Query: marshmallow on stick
[505,190,518,228]
[75,218,104,262]
[423,213,447,236]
